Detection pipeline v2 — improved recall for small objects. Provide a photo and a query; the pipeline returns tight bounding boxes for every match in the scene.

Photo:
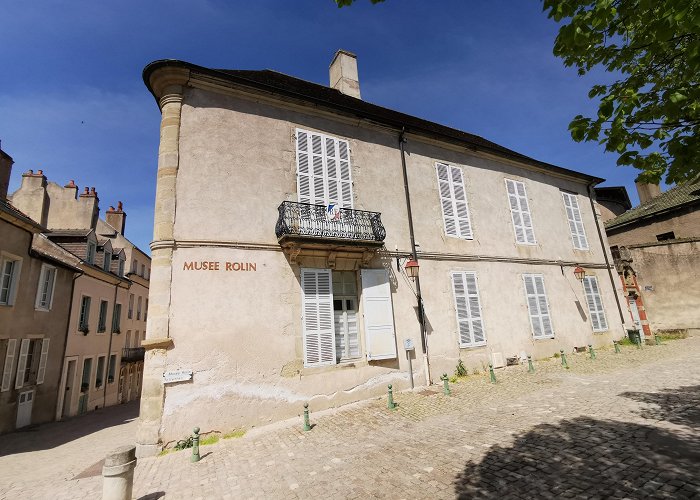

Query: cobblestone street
[2,336,699,499]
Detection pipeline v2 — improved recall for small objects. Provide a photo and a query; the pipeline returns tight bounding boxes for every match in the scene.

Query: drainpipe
[399,129,431,386]
[587,181,626,326]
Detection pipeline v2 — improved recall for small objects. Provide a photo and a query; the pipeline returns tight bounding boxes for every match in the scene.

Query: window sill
[533,335,555,340]
[459,343,487,350]
[35,307,50,312]
[593,329,609,334]
[302,358,367,374]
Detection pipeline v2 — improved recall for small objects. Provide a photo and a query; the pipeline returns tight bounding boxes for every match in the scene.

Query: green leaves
[544,0,700,183]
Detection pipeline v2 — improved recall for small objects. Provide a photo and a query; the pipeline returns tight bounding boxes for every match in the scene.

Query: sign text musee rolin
[183,261,257,271]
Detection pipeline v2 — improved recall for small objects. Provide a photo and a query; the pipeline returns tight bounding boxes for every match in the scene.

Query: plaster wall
[626,240,700,332]
[0,222,72,434]
[148,87,626,441]
[607,208,700,246]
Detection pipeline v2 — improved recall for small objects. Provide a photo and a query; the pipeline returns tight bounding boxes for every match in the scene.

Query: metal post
[588,344,596,360]
[387,384,396,410]
[614,340,621,353]
[527,355,535,373]
[303,403,311,431]
[407,351,414,390]
[560,350,569,369]
[488,363,497,384]
[654,334,661,345]
[191,427,200,463]
[441,373,451,395]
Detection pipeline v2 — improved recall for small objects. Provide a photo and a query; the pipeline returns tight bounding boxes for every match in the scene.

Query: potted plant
[96,379,102,388]
[81,382,89,392]
[108,375,114,384]
[112,328,121,334]
[79,325,89,335]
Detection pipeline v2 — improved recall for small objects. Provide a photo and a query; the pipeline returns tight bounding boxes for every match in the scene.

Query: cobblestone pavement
[2,338,699,499]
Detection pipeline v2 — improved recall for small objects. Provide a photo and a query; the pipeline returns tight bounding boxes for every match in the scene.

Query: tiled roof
[0,198,43,230]
[605,176,700,230]
[143,60,604,184]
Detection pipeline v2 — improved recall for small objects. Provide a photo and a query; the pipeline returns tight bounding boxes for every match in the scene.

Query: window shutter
[436,163,473,239]
[524,274,553,338]
[1,339,17,392]
[451,272,486,347]
[36,339,50,385]
[562,192,589,250]
[506,179,536,244]
[297,129,353,209]
[15,339,30,389]
[361,269,398,360]
[583,276,608,331]
[301,269,335,367]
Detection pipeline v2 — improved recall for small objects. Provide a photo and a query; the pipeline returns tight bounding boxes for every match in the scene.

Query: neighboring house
[8,168,151,420]
[606,177,700,336]
[137,51,628,455]
[0,149,77,434]
[594,186,632,223]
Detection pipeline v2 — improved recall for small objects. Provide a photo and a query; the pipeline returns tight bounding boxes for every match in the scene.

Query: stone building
[137,51,628,455]
[0,149,76,433]
[8,168,151,420]
[606,177,700,336]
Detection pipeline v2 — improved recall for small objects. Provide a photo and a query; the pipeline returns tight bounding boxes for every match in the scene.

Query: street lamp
[573,266,586,281]
[404,259,419,281]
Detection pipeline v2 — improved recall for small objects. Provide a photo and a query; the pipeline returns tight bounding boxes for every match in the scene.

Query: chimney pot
[117,201,123,211]
[635,178,661,204]
[329,50,361,99]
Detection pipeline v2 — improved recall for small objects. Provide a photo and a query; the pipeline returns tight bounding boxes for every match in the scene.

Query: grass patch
[618,337,634,346]
[158,448,174,457]
[200,435,220,446]
[223,429,246,440]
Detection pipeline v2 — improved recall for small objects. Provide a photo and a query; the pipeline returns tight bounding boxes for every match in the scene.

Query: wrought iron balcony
[276,202,386,246]
[122,347,145,363]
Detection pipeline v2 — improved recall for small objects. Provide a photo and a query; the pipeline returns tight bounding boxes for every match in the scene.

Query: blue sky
[1,0,649,252]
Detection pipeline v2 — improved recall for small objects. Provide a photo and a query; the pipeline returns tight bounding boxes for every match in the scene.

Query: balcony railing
[276,202,386,245]
[122,347,145,363]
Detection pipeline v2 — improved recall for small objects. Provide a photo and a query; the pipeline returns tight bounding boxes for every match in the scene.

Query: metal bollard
[654,334,661,345]
[102,445,137,500]
[489,363,497,384]
[441,373,451,395]
[588,344,596,360]
[303,403,311,431]
[636,336,642,349]
[191,427,200,463]
[387,384,396,410]
[614,340,621,353]
[560,350,569,369]
[527,355,535,373]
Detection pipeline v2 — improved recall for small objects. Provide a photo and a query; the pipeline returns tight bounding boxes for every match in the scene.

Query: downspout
[399,129,431,386]
[57,268,83,420]
[587,181,626,326]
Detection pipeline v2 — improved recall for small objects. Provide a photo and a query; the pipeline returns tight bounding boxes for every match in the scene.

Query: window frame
[35,264,57,311]
[523,273,554,339]
[97,299,109,333]
[436,162,474,240]
[561,191,589,250]
[505,179,537,245]
[78,295,91,333]
[0,253,22,306]
[128,294,134,319]
[451,271,486,348]
[112,303,122,333]
[86,241,97,265]
[582,276,609,332]
[103,251,112,272]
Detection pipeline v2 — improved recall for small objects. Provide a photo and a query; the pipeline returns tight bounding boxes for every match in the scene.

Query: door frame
[16,389,35,429]
[56,356,79,420]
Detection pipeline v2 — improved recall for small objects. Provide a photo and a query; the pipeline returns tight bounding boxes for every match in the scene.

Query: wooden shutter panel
[297,129,353,208]
[563,192,589,250]
[361,269,398,360]
[15,339,30,389]
[437,163,457,237]
[301,269,335,367]
[583,277,607,331]
[506,179,536,244]
[451,272,485,347]
[524,274,553,338]
[1,339,17,392]
[36,339,50,384]
[436,163,473,239]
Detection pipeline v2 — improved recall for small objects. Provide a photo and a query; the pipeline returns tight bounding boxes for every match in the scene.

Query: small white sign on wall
[162,369,193,384]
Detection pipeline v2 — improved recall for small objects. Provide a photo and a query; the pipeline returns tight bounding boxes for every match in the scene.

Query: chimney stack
[106,201,126,234]
[635,177,661,204]
[0,146,13,200]
[329,50,361,99]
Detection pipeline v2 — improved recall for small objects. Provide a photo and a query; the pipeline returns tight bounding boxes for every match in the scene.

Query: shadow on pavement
[620,384,700,428]
[0,400,139,457]
[454,416,700,499]
[137,492,165,500]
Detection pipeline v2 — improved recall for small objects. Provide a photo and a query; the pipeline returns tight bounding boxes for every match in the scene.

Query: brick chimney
[635,177,661,204]
[106,201,126,234]
[329,50,361,99]
[0,146,13,200]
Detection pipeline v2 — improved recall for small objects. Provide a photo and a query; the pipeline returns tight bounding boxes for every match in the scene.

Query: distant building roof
[605,176,700,231]
[0,198,43,231]
[46,229,94,238]
[143,60,604,185]
[594,186,632,211]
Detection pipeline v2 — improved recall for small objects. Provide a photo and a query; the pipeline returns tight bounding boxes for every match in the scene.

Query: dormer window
[104,251,112,272]
[118,258,125,277]
[86,241,96,264]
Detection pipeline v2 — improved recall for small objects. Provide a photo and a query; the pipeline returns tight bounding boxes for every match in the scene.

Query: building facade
[137,52,628,454]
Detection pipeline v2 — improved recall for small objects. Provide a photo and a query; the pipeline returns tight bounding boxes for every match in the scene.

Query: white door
[16,390,34,428]
[628,297,642,330]
[361,269,398,360]
[61,360,77,419]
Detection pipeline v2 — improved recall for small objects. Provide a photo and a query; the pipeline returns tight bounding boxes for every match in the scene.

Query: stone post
[102,445,137,500]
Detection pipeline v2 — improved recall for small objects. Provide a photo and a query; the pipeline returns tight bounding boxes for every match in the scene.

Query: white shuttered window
[436,163,473,239]
[14,339,30,389]
[523,274,554,338]
[583,276,608,332]
[562,192,589,250]
[505,179,536,244]
[36,339,50,384]
[296,129,353,208]
[301,269,336,367]
[451,272,486,347]
[1,339,17,392]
